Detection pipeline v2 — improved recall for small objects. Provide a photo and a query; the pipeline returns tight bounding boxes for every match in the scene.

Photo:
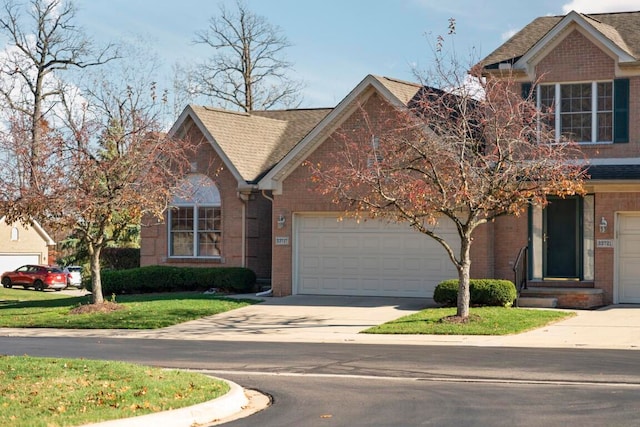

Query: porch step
[520,287,604,309]
[527,280,595,289]
[517,296,558,308]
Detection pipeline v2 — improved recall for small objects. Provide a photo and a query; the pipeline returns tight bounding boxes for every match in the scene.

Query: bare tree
[0,0,117,194]
[186,0,304,112]
[309,61,586,320]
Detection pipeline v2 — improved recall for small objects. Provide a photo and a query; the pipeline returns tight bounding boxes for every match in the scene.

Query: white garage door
[294,215,459,297]
[0,254,40,275]
[618,214,640,303]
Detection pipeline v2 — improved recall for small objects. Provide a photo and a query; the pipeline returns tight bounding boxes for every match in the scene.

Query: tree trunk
[456,235,472,318]
[88,244,104,304]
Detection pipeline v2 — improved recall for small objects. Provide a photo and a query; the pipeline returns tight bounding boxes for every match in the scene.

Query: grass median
[0,355,229,427]
[0,287,258,329]
[363,306,576,335]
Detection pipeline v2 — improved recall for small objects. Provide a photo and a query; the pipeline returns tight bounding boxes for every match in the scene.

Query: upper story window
[10,227,18,241]
[525,79,629,145]
[538,82,612,143]
[169,174,222,258]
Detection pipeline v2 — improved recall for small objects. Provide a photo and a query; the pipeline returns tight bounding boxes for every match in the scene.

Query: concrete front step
[517,296,558,308]
[520,287,604,309]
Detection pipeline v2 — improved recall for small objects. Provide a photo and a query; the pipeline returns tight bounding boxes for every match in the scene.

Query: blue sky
[74,0,640,108]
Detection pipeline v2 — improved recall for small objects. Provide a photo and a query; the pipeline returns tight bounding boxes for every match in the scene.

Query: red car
[1,264,67,291]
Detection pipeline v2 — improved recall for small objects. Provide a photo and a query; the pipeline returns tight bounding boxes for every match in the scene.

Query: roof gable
[258,74,424,193]
[171,105,330,186]
[0,216,55,245]
[481,10,640,75]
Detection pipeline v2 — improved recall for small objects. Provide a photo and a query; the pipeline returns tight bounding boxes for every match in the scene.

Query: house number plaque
[596,239,613,248]
[275,236,290,246]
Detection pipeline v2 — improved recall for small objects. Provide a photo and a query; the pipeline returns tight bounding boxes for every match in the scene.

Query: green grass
[0,287,258,329]
[363,306,576,335]
[0,355,229,427]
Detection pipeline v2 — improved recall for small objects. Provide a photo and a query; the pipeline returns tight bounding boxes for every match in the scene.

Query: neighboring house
[481,10,640,307]
[0,216,56,274]
[141,9,640,308]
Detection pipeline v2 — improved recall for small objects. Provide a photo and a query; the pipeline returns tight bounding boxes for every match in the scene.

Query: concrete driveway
[157,295,435,342]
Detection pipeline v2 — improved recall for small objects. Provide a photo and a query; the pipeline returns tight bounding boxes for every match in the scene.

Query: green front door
[543,197,582,278]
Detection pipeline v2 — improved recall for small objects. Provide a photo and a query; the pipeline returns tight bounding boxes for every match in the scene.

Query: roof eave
[174,105,250,190]
[513,11,637,79]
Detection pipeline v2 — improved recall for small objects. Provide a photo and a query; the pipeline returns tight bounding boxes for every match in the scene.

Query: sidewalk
[2,294,640,350]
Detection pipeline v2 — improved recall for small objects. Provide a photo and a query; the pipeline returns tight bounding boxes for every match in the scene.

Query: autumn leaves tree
[0,0,193,304]
[310,66,586,319]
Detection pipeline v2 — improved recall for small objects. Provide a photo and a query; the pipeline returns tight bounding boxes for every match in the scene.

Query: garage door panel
[618,215,640,303]
[296,215,458,297]
[0,254,40,275]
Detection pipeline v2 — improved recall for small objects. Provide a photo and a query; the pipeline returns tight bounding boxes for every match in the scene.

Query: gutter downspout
[257,190,274,297]
[238,192,249,268]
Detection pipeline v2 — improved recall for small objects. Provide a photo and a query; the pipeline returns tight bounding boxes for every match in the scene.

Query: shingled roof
[188,106,331,183]
[481,10,640,69]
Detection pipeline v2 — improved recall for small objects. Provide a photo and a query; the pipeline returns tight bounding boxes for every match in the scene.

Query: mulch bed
[69,301,125,315]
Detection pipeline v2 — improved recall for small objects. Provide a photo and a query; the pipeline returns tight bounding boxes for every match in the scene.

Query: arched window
[10,227,19,241]
[169,174,222,258]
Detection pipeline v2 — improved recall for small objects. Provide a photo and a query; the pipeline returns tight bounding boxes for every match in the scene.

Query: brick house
[141,9,640,307]
[481,10,640,307]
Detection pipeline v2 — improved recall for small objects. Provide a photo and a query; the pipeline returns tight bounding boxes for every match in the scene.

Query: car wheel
[34,280,44,291]
[1,277,11,288]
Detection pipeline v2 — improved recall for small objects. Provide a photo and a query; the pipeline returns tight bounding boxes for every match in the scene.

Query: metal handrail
[512,246,528,306]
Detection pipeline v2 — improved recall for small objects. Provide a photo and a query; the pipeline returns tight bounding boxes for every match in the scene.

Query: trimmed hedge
[433,279,517,307]
[86,266,257,296]
[101,248,140,270]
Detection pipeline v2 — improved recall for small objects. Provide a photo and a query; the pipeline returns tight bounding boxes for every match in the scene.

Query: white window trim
[537,81,613,145]
[168,204,222,259]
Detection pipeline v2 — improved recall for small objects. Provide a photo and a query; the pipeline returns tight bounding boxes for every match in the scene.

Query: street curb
[81,378,248,427]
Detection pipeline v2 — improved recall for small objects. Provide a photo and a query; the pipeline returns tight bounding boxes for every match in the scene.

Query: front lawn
[0,355,228,427]
[363,306,575,335]
[0,287,258,329]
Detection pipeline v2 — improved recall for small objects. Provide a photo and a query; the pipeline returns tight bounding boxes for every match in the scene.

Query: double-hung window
[524,79,628,143]
[169,174,222,258]
[538,81,612,143]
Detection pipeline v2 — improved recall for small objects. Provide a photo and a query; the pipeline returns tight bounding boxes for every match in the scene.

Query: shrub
[101,248,140,270]
[86,266,257,296]
[433,279,517,307]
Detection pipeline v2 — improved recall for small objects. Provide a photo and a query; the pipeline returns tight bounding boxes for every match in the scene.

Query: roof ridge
[376,75,422,88]
[191,105,250,117]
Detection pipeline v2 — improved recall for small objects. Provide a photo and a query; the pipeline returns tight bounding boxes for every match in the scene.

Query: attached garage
[294,215,459,297]
[617,213,640,303]
[0,254,41,275]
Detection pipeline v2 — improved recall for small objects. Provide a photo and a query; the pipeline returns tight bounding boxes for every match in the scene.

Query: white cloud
[562,0,640,13]
[501,28,519,41]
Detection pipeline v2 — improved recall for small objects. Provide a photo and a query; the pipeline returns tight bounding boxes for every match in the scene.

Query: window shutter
[614,78,629,143]
[521,83,533,100]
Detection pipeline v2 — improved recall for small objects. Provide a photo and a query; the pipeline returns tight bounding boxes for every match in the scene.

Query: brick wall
[140,119,273,279]
[270,92,495,296]
[536,29,640,157]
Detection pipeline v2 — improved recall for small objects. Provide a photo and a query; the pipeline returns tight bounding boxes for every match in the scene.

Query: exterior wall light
[599,216,608,233]
[277,214,286,229]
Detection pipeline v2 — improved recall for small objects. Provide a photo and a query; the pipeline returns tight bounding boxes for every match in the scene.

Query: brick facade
[140,14,640,305]
[140,119,273,280]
